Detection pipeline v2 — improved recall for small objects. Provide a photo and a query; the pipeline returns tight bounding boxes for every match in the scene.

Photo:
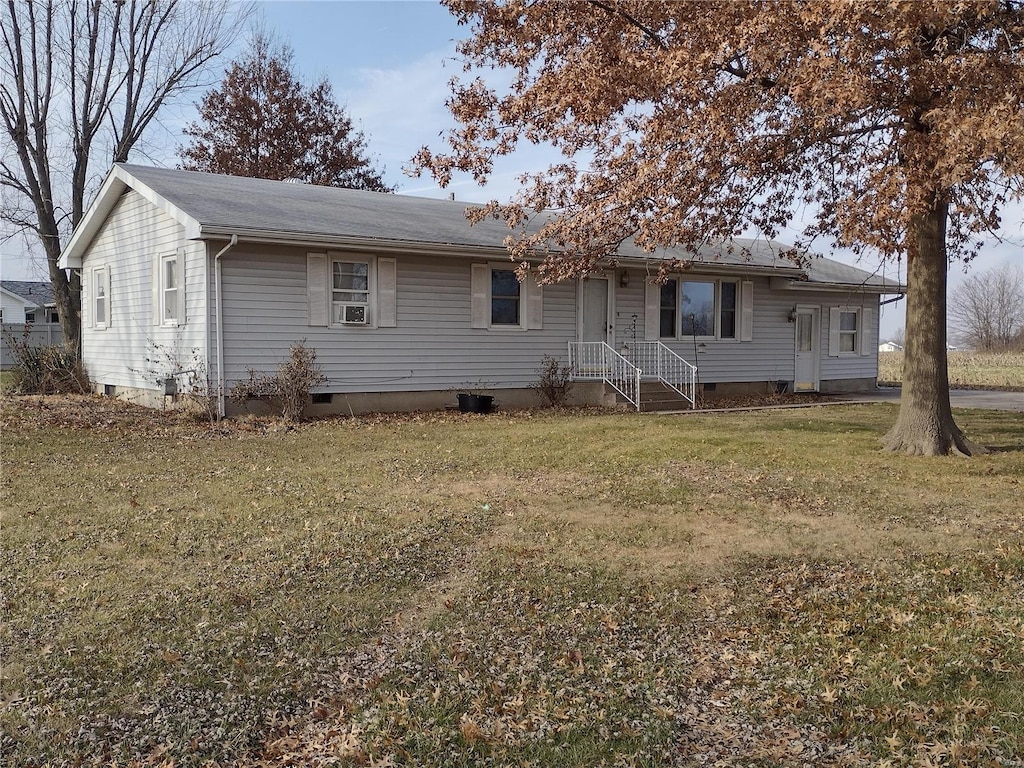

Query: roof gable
[1,280,54,307]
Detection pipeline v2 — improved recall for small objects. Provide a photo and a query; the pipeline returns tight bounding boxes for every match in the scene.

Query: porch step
[613,381,694,412]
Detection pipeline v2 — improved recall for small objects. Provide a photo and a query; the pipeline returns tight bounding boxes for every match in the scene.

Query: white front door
[580,278,612,345]
[794,306,820,392]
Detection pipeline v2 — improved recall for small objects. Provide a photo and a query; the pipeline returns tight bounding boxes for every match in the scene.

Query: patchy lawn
[1,395,1022,766]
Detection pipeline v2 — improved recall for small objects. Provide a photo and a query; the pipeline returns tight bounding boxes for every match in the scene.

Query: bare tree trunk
[1,0,248,347]
[883,200,983,456]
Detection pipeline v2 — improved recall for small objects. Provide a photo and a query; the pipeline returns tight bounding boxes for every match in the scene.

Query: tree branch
[585,0,669,50]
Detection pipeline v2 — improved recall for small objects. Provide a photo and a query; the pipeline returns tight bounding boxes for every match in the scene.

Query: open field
[879,350,1024,390]
[2,395,1023,766]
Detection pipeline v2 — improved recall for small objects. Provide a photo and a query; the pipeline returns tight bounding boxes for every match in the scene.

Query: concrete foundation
[92,377,880,417]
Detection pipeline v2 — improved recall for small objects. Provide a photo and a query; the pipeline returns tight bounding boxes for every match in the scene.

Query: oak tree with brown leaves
[414,0,1024,456]
[179,34,391,192]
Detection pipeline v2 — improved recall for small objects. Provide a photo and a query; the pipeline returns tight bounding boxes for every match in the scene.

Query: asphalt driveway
[839,387,1024,413]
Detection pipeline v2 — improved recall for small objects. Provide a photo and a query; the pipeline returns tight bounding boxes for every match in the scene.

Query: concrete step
[612,381,695,411]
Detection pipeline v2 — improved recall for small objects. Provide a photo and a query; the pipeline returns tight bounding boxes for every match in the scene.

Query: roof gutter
[213,235,238,419]
[196,227,806,278]
[770,276,908,294]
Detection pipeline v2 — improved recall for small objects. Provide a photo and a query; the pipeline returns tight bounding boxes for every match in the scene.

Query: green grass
[2,396,1023,766]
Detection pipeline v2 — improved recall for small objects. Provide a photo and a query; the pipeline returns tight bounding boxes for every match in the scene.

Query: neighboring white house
[1,281,64,369]
[878,341,904,352]
[58,164,906,415]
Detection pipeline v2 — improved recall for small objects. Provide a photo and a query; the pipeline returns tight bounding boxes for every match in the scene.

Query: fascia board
[770,275,908,294]
[59,165,202,269]
[196,226,518,260]
[617,257,804,277]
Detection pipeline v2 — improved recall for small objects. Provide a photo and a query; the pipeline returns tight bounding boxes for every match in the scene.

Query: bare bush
[532,355,574,407]
[2,331,90,394]
[230,341,326,422]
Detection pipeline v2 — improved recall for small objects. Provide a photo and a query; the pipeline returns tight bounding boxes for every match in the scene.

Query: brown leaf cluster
[414,1,1024,277]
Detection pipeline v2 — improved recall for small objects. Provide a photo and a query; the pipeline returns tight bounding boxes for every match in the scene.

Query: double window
[659,279,739,339]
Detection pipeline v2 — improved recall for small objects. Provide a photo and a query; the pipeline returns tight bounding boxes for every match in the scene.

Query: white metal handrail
[627,341,698,409]
[568,341,641,410]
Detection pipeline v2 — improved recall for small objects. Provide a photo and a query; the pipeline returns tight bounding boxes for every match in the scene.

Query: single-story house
[878,341,904,352]
[1,280,64,369]
[58,164,905,415]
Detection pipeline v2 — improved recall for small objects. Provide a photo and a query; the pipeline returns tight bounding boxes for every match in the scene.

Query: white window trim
[153,249,185,327]
[160,252,179,326]
[828,306,873,357]
[471,262,542,331]
[92,265,109,330]
[329,254,377,329]
[659,278,741,341]
[838,310,859,355]
[488,262,525,330]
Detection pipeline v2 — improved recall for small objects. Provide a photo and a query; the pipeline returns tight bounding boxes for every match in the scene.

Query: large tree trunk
[883,200,982,456]
[45,241,82,347]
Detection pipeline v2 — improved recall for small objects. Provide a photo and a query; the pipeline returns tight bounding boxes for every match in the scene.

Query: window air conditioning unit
[340,304,367,325]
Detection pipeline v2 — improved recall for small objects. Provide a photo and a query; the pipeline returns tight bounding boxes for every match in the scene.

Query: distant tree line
[949,264,1024,352]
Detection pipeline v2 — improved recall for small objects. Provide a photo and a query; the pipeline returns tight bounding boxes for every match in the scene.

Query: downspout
[213,235,239,419]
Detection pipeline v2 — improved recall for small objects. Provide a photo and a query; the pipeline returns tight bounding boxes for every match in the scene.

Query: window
[47,309,59,324]
[490,269,521,325]
[161,253,179,324]
[839,310,858,353]
[658,279,738,339]
[828,306,871,357]
[331,258,370,324]
[659,280,677,338]
[92,266,109,329]
[307,253,395,329]
[720,282,737,339]
[24,311,35,324]
[470,263,542,330]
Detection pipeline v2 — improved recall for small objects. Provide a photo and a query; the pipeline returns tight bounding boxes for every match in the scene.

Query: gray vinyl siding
[218,246,577,392]
[80,190,206,389]
[613,275,880,384]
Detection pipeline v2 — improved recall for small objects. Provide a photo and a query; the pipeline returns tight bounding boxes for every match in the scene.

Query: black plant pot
[457,393,493,414]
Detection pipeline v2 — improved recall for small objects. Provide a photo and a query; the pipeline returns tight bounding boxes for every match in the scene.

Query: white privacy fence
[1,323,65,369]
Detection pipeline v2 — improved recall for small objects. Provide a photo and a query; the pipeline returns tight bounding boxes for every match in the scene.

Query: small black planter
[457,393,494,414]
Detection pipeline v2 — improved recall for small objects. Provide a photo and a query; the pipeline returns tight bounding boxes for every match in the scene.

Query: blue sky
[3,0,1021,339]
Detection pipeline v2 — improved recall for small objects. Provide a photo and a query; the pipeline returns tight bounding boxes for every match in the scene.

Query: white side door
[579,278,612,345]
[794,306,820,392]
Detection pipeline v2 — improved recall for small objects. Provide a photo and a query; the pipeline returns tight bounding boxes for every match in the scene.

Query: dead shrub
[532,354,574,407]
[2,331,90,394]
[230,340,326,422]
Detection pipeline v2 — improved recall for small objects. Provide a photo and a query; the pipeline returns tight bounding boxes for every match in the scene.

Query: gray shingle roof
[104,164,904,291]
[1,280,53,306]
